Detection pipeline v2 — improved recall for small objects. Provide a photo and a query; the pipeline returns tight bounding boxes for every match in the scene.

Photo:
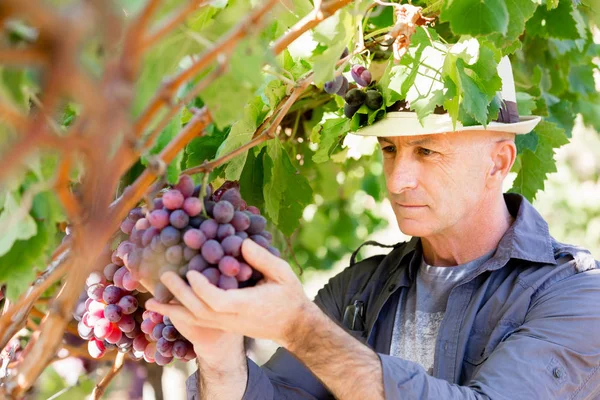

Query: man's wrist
[281,301,324,353]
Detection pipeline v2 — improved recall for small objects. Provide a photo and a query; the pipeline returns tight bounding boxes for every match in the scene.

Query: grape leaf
[185,124,229,168]
[240,147,266,210]
[0,192,38,257]
[440,0,508,36]
[515,131,539,153]
[509,120,569,201]
[312,118,351,163]
[456,60,490,125]
[489,0,538,48]
[311,9,353,85]
[141,117,182,184]
[516,92,537,115]
[525,0,580,39]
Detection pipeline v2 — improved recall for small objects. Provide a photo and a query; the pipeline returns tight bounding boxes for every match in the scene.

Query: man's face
[378,131,498,238]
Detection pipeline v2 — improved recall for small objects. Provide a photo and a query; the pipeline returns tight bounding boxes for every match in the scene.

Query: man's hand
[145,238,312,346]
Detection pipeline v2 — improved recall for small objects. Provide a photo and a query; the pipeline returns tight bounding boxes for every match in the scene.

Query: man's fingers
[241,239,291,281]
[186,270,243,313]
[145,299,223,330]
[159,271,211,314]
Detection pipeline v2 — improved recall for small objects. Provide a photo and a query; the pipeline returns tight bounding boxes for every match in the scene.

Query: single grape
[156,337,174,356]
[172,340,189,359]
[193,183,212,198]
[88,338,106,359]
[153,283,174,304]
[220,188,243,210]
[175,175,195,198]
[202,268,221,285]
[94,318,115,340]
[204,200,216,216]
[324,74,344,94]
[213,200,235,223]
[117,314,136,333]
[86,272,106,288]
[105,341,117,352]
[148,209,170,230]
[183,246,199,262]
[183,197,203,217]
[236,231,249,240]
[163,189,185,210]
[251,235,270,249]
[125,324,142,339]
[365,90,383,110]
[87,284,105,302]
[169,209,189,229]
[144,342,157,363]
[128,207,145,221]
[200,219,218,240]
[88,300,106,314]
[118,295,138,315]
[154,351,173,366]
[129,228,143,247]
[152,323,166,341]
[189,254,209,273]
[117,335,133,351]
[150,235,167,253]
[148,311,163,324]
[113,267,127,289]
[222,235,243,257]
[212,181,239,202]
[122,271,138,291]
[104,304,123,323]
[344,103,361,119]
[120,218,135,235]
[189,216,205,229]
[165,245,183,265]
[201,240,224,264]
[236,262,253,282]
[133,334,149,352]
[336,76,349,97]
[217,223,235,240]
[183,229,206,250]
[78,321,94,340]
[162,325,178,341]
[135,217,150,231]
[163,316,172,326]
[142,227,160,247]
[246,206,260,215]
[258,231,273,241]
[231,211,250,231]
[247,215,267,235]
[103,285,123,304]
[153,198,164,210]
[85,298,93,311]
[345,88,366,107]
[268,246,281,257]
[160,226,181,247]
[105,327,123,344]
[117,241,134,260]
[185,347,197,361]
[141,318,156,335]
[218,256,240,277]
[103,263,119,281]
[239,200,247,211]
[218,275,239,290]
[350,64,372,87]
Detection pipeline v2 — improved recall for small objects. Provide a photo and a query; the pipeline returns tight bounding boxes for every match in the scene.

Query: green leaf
[185,124,229,168]
[440,0,508,36]
[239,147,265,209]
[141,117,182,184]
[515,131,539,153]
[516,92,537,115]
[490,0,538,47]
[509,120,569,201]
[525,0,580,39]
[0,192,38,257]
[311,9,353,85]
[456,60,489,125]
[312,118,351,163]
[568,64,595,94]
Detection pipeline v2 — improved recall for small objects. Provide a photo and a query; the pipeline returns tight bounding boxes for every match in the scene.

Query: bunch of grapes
[117,176,280,304]
[75,262,195,364]
[138,311,195,365]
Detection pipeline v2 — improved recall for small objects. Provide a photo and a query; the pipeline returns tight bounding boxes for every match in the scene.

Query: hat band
[387,99,520,124]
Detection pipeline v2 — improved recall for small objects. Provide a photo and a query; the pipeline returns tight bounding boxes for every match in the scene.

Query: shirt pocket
[463,319,520,366]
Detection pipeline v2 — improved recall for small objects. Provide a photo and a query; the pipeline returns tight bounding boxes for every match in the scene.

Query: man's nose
[386,156,419,194]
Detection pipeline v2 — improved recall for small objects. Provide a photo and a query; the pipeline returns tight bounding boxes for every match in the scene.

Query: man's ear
[487,135,516,187]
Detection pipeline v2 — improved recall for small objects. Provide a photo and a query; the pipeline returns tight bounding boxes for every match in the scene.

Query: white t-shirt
[389,251,494,375]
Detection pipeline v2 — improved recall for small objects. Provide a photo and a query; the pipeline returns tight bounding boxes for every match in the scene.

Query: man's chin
[396,218,432,238]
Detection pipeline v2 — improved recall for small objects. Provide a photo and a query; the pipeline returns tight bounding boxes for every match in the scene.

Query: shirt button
[388,284,396,292]
[553,368,563,379]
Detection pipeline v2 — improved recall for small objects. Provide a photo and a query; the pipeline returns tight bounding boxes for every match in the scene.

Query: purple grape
[193,183,212,198]
[183,246,199,261]
[103,263,119,281]
[183,229,206,250]
[129,228,143,247]
[154,282,174,304]
[336,76,349,96]
[140,318,156,335]
[118,295,138,315]
[163,189,184,210]
[220,189,243,210]
[157,337,174,356]
[218,256,240,277]
[218,275,239,290]
[251,235,270,249]
[217,224,235,240]
[152,323,166,341]
[189,254,209,273]
[183,197,203,217]
[246,206,260,215]
[162,325,178,341]
[142,227,160,247]
[204,200,215,216]
[117,314,136,333]
[128,207,144,221]
[247,215,267,234]
[258,231,273,241]
[150,235,166,253]
[172,340,189,359]
[189,216,204,228]
[236,262,253,282]
[120,218,135,235]
[117,241,135,260]
[135,217,150,231]
[213,201,235,223]
[154,350,173,365]
[165,245,183,265]
[160,226,181,247]
[231,211,250,231]
[113,267,127,289]
[133,334,149,352]
[201,240,224,264]
[202,268,221,285]
[153,198,164,210]
[175,175,195,198]
[351,64,371,87]
[324,74,344,94]
[105,304,123,322]
[268,246,281,257]
[87,284,105,302]
[200,219,218,240]
[163,316,172,326]
[169,209,189,229]
[149,209,170,229]
[124,248,142,272]
[221,235,243,257]
[122,271,138,291]
[236,231,249,240]
[103,285,123,304]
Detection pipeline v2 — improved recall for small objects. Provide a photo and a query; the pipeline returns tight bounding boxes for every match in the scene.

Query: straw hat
[354,54,541,137]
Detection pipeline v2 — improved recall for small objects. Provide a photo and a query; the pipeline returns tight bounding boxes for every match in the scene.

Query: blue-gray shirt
[187,194,600,399]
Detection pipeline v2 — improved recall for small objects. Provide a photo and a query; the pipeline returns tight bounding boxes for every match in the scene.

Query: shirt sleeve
[378,269,600,400]
[185,270,349,400]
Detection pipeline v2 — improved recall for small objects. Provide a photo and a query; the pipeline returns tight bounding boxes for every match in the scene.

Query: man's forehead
[376,134,450,146]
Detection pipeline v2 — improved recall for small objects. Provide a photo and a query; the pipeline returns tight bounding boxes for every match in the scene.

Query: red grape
[103,263,119,281]
[105,327,123,344]
[135,217,150,231]
[183,229,206,250]
[86,272,106,288]
[165,245,183,265]
[220,188,243,210]
[246,206,260,215]
[88,338,106,359]
[231,211,250,231]
[162,325,178,341]
[78,321,94,340]
[169,209,189,229]
[200,219,218,240]
[172,340,189,359]
[236,262,253,282]
[222,235,243,257]
[87,284,105,302]
[175,175,195,198]
[217,223,235,240]
[118,295,138,314]
[141,318,156,335]
[117,314,136,333]
[142,227,160,247]
[154,351,173,366]
[247,215,267,234]
[202,268,220,285]
[160,226,181,247]
[102,285,123,304]
[104,304,123,322]
[148,209,170,229]
[213,201,234,223]
[156,337,174,356]
[183,246,199,261]
[218,275,239,290]
[144,342,157,363]
[133,334,149,352]
[189,254,209,273]
[201,240,224,264]
[183,197,203,217]
[120,218,135,235]
[94,318,115,340]
[251,234,270,249]
[218,256,240,277]
[122,271,138,291]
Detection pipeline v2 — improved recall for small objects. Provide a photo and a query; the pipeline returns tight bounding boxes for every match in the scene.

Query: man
[146,56,600,399]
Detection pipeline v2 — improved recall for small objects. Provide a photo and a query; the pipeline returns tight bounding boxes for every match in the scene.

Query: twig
[91,352,126,400]
[0,47,48,66]
[54,155,83,225]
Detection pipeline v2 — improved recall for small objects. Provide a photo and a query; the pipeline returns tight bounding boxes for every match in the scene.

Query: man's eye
[418,147,434,156]
[382,146,396,153]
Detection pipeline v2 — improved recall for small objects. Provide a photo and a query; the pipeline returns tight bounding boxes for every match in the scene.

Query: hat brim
[354,112,542,137]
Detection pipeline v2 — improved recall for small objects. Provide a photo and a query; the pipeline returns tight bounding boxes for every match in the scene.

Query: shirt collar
[392,193,556,283]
